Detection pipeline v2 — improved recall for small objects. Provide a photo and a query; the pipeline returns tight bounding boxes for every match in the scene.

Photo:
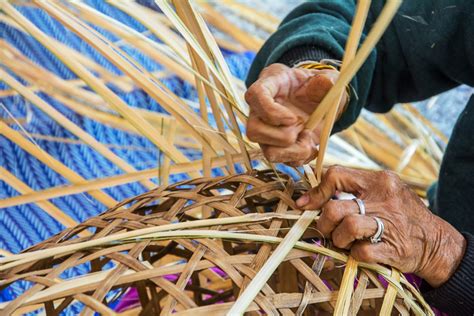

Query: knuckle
[288,129,299,144]
[332,235,344,248]
[279,133,296,147]
[246,125,260,142]
[326,165,344,179]
[345,216,360,235]
[302,140,315,157]
[353,244,374,262]
[378,170,401,189]
[262,147,279,162]
[323,201,339,222]
[266,63,287,73]
[244,84,259,104]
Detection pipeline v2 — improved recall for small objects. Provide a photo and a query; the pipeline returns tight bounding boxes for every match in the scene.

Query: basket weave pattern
[0,171,428,315]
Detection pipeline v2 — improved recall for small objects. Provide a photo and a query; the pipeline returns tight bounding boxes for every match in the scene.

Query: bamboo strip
[380,268,400,315]
[156,0,243,113]
[0,213,306,267]
[0,2,195,175]
[43,1,236,157]
[0,13,133,92]
[229,211,318,314]
[106,0,246,106]
[171,0,251,170]
[349,271,369,315]
[192,4,250,118]
[108,0,189,63]
[142,230,426,315]
[0,55,188,141]
[333,256,358,315]
[187,43,236,173]
[0,121,117,208]
[218,1,278,33]
[389,110,441,173]
[0,68,156,189]
[199,3,263,52]
[0,150,261,209]
[2,256,250,310]
[305,0,402,130]
[354,119,435,179]
[173,289,383,315]
[70,1,195,85]
[402,103,448,143]
[160,117,176,187]
[313,0,371,180]
[1,39,194,134]
[12,132,158,152]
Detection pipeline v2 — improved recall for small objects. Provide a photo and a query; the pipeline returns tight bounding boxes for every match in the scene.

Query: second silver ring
[353,198,366,215]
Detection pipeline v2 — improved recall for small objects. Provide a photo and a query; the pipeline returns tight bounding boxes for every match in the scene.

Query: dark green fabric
[434,96,474,234]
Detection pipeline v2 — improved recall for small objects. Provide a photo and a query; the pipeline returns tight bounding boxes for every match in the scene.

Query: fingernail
[296,194,309,207]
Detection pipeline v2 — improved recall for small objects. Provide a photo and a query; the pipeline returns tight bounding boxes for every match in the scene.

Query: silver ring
[370,217,384,243]
[353,198,366,215]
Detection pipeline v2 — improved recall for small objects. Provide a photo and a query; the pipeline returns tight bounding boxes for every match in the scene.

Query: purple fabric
[115,288,139,313]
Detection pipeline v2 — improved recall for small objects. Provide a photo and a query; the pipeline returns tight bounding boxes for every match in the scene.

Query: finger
[296,166,372,209]
[261,129,317,164]
[295,72,336,104]
[331,214,378,249]
[351,240,393,266]
[246,115,304,147]
[245,79,298,126]
[316,199,360,237]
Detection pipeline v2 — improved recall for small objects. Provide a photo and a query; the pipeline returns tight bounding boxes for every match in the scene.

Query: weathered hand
[245,63,346,166]
[296,166,466,287]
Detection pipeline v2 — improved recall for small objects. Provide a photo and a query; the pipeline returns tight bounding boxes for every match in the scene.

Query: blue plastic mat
[0,2,259,311]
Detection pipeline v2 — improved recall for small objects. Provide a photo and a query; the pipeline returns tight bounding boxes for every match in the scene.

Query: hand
[296,166,466,287]
[245,63,347,166]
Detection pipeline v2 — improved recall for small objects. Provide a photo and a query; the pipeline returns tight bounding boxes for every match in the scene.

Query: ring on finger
[370,216,384,244]
[353,198,366,215]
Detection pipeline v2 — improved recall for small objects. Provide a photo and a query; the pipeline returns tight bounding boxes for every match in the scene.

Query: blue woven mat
[0,1,262,310]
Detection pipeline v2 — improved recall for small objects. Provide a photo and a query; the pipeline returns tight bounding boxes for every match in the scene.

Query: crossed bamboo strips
[0,170,433,315]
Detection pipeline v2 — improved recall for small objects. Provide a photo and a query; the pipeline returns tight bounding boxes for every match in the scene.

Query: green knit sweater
[246,1,474,314]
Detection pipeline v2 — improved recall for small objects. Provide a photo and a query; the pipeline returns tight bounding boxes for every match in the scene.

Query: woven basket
[0,170,432,315]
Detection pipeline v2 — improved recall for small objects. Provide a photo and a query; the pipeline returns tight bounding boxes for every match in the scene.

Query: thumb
[304,72,336,104]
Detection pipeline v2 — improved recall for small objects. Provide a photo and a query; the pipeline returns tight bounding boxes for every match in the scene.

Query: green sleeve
[246,0,474,132]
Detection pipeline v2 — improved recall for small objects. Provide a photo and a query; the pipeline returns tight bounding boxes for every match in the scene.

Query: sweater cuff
[277,45,334,67]
[421,233,474,314]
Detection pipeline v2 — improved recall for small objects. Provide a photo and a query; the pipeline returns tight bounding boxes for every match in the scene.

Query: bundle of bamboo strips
[0,0,445,314]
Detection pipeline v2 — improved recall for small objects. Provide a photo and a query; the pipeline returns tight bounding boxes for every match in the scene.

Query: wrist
[418,215,466,287]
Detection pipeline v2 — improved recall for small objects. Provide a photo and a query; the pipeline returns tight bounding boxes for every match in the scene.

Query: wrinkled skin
[296,166,466,287]
[245,63,346,166]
